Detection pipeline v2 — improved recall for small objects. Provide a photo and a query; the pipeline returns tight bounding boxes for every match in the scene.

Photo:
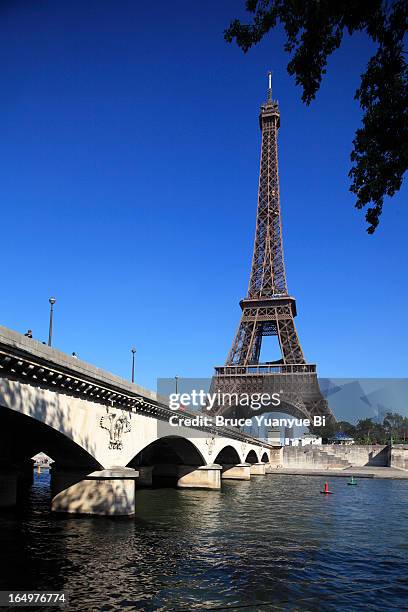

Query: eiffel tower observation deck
[211,73,335,426]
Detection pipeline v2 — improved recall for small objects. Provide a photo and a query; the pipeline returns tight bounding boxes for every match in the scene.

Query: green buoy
[347,475,357,486]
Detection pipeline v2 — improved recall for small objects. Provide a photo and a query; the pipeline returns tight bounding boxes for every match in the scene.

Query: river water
[0,471,407,611]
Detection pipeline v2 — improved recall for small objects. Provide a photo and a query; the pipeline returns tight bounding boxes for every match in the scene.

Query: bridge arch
[245,449,258,464]
[214,445,241,465]
[261,452,269,462]
[128,435,205,468]
[127,435,206,487]
[0,404,101,471]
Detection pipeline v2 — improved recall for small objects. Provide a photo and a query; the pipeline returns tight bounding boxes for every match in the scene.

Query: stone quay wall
[390,445,408,471]
[281,444,390,469]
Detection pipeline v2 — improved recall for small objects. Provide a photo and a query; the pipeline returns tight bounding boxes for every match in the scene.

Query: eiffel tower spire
[248,70,287,299]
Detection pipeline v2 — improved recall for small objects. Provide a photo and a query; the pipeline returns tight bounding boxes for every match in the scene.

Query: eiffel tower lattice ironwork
[211,73,335,425]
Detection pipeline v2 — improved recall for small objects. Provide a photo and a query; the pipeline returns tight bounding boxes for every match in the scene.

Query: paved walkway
[266,466,408,479]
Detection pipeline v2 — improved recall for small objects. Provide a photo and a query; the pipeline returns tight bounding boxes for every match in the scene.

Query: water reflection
[0,471,407,611]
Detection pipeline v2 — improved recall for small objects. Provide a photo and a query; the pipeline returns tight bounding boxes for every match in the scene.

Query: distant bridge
[0,326,273,516]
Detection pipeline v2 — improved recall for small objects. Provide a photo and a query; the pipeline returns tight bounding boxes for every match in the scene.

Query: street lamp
[175,376,179,395]
[48,297,56,347]
[131,347,136,383]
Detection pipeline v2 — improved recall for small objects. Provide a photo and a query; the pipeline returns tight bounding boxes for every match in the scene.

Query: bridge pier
[16,459,35,486]
[51,468,139,517]
[135,466,153,487]
[0,470,17,508]
[221,463,251,480]
[177,464,222,490]
[250,463,266,476]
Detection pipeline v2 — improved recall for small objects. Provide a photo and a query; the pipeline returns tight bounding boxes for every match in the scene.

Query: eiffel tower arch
[210,73,335,426]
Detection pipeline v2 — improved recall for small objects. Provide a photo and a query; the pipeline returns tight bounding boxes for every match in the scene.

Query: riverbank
[267,466,408,479]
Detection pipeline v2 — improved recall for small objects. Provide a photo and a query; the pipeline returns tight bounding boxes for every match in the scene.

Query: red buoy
[320,481,333,494]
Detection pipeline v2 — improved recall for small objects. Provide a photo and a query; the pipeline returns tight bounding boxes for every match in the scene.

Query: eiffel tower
[211,73,335,425]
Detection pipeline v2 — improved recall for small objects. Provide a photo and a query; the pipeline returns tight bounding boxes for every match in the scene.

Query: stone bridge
[0,326,273,516]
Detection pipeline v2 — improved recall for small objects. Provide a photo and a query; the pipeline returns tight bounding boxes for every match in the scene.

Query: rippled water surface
[1,472,408,611]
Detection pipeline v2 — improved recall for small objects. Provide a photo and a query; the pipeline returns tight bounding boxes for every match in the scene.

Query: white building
[284,433,322,447]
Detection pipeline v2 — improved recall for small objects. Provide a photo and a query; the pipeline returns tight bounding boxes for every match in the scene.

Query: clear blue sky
[1,0,407,389]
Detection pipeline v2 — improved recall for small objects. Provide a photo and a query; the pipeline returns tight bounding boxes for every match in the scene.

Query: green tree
[355,417,388,444]
[355,418,374,442]
[383,411,407,442]
[402,417,408,443]
[225,1,408,233]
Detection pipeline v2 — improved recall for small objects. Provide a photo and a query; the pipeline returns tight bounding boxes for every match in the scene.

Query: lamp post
[131,347,136,383]
[48,297,56,347]
[175,376,179,395]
